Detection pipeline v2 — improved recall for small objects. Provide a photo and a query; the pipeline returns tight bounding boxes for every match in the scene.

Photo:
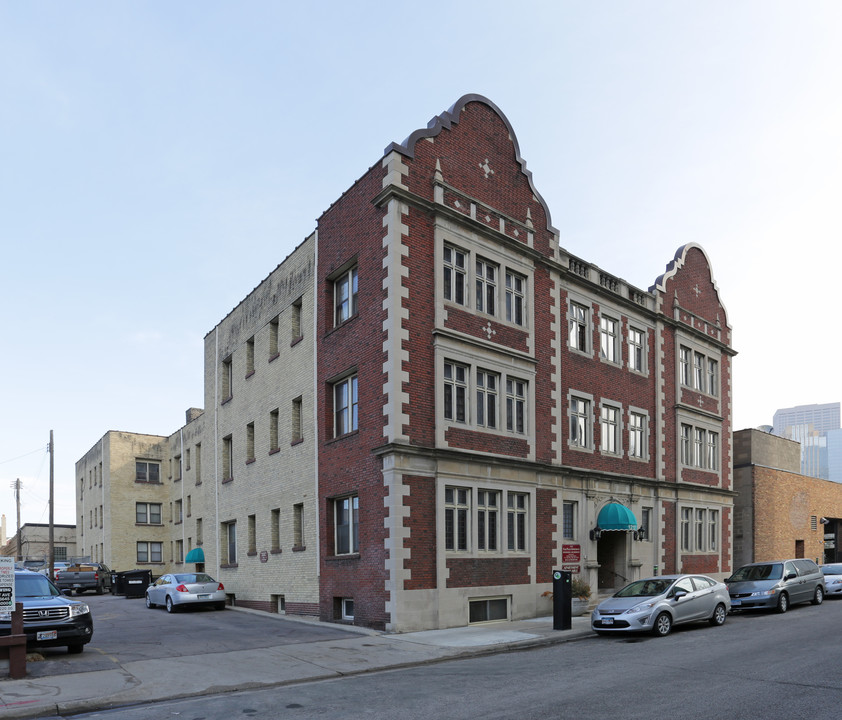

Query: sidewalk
[0,611,593,719]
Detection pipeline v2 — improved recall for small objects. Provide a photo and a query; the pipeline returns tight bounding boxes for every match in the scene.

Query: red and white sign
[562,544,581,563]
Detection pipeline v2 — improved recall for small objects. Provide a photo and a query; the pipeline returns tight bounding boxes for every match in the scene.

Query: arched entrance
[594,502,637,592]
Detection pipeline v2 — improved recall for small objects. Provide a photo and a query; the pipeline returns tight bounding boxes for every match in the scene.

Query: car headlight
[625,601,658,614]
[749,589,777,597]
[70,603,90,617]
[829,579,842,586]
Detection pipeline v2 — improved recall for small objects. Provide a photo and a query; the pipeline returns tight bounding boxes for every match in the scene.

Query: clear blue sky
[2,1,840,527]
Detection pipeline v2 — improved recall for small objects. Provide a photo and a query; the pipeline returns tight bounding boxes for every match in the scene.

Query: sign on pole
[0,556,15,610]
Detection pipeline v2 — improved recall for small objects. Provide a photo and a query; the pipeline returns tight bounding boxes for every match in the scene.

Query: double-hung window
[476,370,499,429]
[444,246,467,305]
[507,493,528,551]
[334,267,358,326]
[629,412,646,459]
[445,487,469,551]
[506,378,526,433]
[628,327,645,372]
[137,541,163,564]
[707,431,719,470]
[569,302,589,352]
[599,316,619,363]
[679,347,691,387]
[223,520,237,564]
[570,397,591,448]
[476,490,499,551]
[475,258,497,316]
[600,404,620,454]
[136,502,162,525]
[444,362,468,423]
[334,375,358,437]
[505,271,526,326]
[707,359,719,397]
[136,461,160,484]
[334,495,359,555]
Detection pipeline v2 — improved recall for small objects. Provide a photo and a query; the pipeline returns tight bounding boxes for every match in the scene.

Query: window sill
[245,370,255,380]
[292,545,306,553]
[220,563,238,569]
[222,395,233,405]
[327,430,359,445]
[222,477,234,484]
[269,352,280,363]
[271,548,282,555]
[246,458,256,465]
[325,552,358,561]
[291,335,304,347]
[247,551,258,557]
[269,447,280,456]
[291,438,304,447]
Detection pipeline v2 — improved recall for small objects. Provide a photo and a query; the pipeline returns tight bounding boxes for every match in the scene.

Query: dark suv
[0,569,94,653]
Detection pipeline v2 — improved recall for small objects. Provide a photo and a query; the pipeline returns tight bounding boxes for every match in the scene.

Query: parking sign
[0,556,14,609]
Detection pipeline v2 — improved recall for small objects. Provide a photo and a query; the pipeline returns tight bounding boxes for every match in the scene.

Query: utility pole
[11,479,21,561]
[49,431,55,577]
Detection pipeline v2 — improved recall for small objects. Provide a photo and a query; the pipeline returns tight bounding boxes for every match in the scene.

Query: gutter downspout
[214,328,220,580]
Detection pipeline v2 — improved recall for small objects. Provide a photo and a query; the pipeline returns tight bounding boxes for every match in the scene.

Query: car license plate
[37,630,58,641]
[731,598,741,606]
[602,616,614,625]
[197,594,210,600]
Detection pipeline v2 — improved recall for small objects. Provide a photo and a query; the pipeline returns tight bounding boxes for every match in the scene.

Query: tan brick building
[733,428,842,567]
[75,234,318,614]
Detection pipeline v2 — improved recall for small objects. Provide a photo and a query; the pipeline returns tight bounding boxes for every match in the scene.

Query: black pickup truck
[55,563,112,595]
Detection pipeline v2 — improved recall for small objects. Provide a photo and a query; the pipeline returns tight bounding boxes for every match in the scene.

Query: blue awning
[597,503,637,531]
[185,547,205,563]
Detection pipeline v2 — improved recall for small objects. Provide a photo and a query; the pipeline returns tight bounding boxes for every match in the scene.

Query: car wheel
[652,612,672,637]
[75,589,84,595]
[165,595,175,613]
[709,603,727,626]
[145,593,154,609]
[96,586,103,595]
[67,644,84,654]
[777,592,789,613]
[813,586,824,605]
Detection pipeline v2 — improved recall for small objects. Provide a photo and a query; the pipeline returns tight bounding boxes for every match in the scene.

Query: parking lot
[22,593,357,678]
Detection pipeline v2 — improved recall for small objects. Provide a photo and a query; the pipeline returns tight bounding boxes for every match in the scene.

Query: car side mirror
[673,590,687,601]
[62,589,73,596]
[785,573,797,581]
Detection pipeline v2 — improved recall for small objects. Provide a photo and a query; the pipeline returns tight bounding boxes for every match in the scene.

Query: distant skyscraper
[773,402,841,481]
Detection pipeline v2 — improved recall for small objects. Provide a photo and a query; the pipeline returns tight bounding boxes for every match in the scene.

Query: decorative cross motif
[698,396,705,408]
[479,159,494,179]
[693,284,702,297]
[482,321,497,340]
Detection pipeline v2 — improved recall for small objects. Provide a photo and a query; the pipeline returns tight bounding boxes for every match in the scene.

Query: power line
[0,445,49,466]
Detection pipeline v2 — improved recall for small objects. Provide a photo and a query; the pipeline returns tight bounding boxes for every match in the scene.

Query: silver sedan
[591,574,731,637]
[145,573,227,613]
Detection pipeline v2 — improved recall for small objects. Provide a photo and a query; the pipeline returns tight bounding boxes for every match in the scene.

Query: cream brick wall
[75,234,319,613]
[202,233,318,609]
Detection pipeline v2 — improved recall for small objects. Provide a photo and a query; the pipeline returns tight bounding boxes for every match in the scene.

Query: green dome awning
[185,547,205,563]
[597,503,637,531]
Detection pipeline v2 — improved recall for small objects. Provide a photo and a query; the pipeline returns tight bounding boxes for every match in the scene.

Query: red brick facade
[316,95,734,631]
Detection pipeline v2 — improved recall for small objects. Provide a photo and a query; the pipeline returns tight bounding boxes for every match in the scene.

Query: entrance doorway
[597,532,629,591]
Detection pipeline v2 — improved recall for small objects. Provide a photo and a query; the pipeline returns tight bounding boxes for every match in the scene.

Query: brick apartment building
[733,428,842,567]
[76,94,734,631]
